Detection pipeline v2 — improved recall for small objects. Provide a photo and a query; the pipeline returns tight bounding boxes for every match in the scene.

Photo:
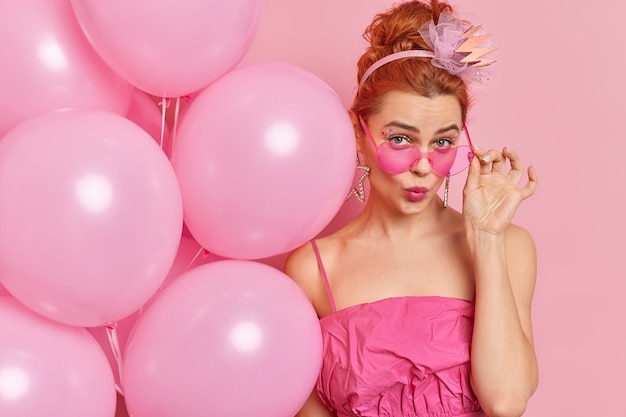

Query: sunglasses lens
[376,145,419,175]
[376,144,473,176]
[432,145,474,176]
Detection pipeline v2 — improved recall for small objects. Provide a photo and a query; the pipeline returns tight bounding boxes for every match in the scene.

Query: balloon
[0,109,183,327]
[240,0,397,107]
[0,296,116,417]
[89,234,209,388]
[239,0,400,236]
[70,0,264,98]
[0,0,133,138]
[123,260,322,417]
[172,62,356,259]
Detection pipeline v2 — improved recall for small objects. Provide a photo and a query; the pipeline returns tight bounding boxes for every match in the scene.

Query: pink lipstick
[405,186,429,202]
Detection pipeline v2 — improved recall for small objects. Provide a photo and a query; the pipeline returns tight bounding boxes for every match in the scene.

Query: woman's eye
[434,137,454,147]
[388,134,411,145]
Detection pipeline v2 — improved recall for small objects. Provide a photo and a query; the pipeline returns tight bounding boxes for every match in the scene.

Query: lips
[406,186,429,193]
[405,186,429,202]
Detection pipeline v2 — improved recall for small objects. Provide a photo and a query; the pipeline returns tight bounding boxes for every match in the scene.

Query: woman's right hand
[462,146,538,238]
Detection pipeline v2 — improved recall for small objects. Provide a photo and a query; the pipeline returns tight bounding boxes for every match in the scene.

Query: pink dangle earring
[346,155,370,203]
[443,173,450,209]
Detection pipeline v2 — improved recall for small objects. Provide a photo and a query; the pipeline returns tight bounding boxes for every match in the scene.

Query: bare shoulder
[285,242,317,287]
[284,241,328,316]
[505,223,537,268]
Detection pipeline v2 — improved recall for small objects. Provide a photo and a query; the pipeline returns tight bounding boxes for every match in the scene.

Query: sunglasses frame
[358,115,475,176]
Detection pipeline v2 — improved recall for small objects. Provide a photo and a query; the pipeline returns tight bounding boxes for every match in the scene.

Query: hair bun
[365,0,453,53]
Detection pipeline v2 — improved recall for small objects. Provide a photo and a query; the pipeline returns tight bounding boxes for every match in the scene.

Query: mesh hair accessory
[359,12,495,89]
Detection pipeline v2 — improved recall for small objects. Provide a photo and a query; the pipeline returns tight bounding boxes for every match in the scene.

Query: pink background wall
[242,0,626,415]
[1,1,622,415]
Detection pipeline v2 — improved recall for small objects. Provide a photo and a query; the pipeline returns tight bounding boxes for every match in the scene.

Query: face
[356,90,465,213]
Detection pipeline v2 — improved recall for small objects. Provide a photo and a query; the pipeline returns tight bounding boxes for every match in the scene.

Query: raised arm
[463,147,539,417]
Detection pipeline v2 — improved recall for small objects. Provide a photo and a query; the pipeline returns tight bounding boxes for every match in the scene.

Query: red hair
[352,0,470,123]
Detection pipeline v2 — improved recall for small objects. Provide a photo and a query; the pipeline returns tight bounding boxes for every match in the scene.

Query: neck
[348,194,450,242]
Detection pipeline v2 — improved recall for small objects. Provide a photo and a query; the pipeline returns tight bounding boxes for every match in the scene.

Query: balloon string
[105,322,125,396]
[170,96,181,156]
[159,97,167,150]
[185,246,205,271]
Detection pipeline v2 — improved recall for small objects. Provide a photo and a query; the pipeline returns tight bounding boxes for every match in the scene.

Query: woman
[285,1,539,416]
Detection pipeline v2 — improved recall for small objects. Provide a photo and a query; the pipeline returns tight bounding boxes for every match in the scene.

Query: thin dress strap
[310,240,337,313]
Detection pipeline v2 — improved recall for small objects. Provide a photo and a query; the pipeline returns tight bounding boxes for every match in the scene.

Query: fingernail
[481,155,491,163]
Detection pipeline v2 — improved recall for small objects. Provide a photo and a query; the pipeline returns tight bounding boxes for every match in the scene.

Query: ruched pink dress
[311,241,485,417]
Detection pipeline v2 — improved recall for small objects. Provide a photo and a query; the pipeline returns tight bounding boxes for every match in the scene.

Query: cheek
[431,175,446,190]
[369,165,403,188]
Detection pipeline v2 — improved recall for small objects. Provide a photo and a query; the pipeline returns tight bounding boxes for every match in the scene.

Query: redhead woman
[285,1,539,416]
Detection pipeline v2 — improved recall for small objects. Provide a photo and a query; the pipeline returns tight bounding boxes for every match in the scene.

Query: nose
[410,155,433,175]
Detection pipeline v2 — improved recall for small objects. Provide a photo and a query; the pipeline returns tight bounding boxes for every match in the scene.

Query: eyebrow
[382,121,460,135]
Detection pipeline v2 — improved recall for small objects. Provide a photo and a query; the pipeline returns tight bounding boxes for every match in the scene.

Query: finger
[463,150,482,195]
[471,145,486,160]
[470,146,487,174]
[490,147,509,173]
[479,149,503,174]
[519,165,538,200]
[503,147,524,183]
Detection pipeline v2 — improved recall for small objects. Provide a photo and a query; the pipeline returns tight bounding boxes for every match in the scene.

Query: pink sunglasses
[359,115,475,176]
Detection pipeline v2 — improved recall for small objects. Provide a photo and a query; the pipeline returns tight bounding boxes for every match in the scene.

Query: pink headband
[358,12,495,90]
[360,50,435,89]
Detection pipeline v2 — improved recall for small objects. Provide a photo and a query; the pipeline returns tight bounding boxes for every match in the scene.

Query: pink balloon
[89,234,208,388]
[240,0,394,233]
[0,109,183,327]
[172,62,356,259]
[123,260,322,417]
[0,0,133,138]
[154,235,204,294]
[0,296,116,417]
[70,0,264,98]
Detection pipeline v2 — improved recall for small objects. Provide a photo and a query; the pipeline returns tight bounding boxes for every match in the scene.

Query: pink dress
[311,241,485,417]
